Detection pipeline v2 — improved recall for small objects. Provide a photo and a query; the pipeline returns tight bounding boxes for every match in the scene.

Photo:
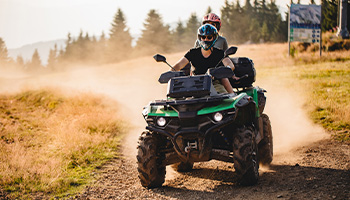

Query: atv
[137,46,273,188]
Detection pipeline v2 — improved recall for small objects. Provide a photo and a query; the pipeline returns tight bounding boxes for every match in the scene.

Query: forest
[0,0,347,72]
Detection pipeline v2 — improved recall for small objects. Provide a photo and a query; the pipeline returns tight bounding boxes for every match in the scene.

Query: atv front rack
[150,93,236,106]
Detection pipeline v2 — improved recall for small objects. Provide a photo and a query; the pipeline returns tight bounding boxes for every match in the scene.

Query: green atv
[137,47,273,188]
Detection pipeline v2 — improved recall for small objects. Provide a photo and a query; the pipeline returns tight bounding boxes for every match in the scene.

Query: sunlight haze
[0,0,320,48]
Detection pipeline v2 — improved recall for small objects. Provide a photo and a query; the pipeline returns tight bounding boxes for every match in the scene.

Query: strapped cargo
[229,57,256,88]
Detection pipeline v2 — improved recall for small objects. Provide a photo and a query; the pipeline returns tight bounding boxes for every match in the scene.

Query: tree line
[0,0,345,72]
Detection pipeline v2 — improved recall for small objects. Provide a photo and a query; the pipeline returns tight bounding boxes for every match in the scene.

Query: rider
[194,13,228,51]
[182,13,229,75]
[173,24,234,94]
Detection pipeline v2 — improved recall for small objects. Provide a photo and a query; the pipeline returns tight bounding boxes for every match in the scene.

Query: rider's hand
[232,75,239,80]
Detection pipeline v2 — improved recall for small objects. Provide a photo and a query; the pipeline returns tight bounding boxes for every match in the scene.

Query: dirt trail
[1,45,349,199]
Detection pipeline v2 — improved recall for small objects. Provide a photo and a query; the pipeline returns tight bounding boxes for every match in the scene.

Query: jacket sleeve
[222,37,228,51]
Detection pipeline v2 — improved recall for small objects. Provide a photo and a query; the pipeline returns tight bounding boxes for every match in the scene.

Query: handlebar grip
[241,74,249,79]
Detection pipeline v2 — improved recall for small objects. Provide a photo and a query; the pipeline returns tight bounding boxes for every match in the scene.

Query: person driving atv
[182,13,228,76]
[194,13,228,51]
[173,24,235,94]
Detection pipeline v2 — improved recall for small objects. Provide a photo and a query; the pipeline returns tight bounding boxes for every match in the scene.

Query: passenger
[195,13,228,51]
[173,24,234,94]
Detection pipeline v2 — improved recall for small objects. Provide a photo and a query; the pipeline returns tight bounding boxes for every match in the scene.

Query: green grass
[295,61,350,143]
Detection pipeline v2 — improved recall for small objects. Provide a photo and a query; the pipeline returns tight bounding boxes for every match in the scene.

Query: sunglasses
[200,35,213,40]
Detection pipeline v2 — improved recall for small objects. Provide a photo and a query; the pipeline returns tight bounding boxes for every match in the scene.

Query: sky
[0,0,321,49]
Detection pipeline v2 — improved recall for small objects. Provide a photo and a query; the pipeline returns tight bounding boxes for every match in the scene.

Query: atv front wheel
[137,131,165,188]
[233,126,259,186]
[258,114,273,165]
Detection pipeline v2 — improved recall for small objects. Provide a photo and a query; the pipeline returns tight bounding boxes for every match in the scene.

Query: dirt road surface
[1,44,349,199]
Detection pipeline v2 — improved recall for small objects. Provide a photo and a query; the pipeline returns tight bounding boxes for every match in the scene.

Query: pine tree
[0,37,9,66]
[221,0,235,42]
[321,0,338,32]
[60,32,73,63]
[136,9,172,54]
[233,0,247,43]
[173,20,187,50]
[260,0,268,23]
[243,0,254,42]
[47,44,58,70]
[75,30,87,62]
[183,13,201,46]
[27,49,42,72]
[205,6,212,15]
[108,8,133,62]
[266,0,285,42]
[261,21,269,42]
[16,55,24,67]
[82,32,93,63]
[96,32,107,63]
[244,0,253,13]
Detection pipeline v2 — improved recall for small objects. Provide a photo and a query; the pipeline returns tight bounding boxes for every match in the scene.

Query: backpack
[229,57,256,88]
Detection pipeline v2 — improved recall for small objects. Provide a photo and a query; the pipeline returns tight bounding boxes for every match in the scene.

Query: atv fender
[235,94,257,124]
[234,94,262,142]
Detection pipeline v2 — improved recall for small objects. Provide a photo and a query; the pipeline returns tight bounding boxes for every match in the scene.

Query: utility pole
[336,0,349,39]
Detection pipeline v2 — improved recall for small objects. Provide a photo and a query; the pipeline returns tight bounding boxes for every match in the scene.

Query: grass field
[236,43,350,143]
[253,44,350,143]
[296,60,350,142]
[0,42,349,199]
[0,89,125,199]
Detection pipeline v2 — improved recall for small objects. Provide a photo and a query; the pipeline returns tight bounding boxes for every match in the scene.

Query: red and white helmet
[202,13,222,31]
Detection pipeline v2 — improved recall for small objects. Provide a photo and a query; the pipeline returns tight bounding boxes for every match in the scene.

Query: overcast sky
[0,0,321,49]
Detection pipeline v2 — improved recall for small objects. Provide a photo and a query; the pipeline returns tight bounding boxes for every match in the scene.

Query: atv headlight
[157,117,167,127]
[213,112,223,122]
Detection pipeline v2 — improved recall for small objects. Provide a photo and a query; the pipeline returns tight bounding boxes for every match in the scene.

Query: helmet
[202,13,221,31]
[197,24,218,51]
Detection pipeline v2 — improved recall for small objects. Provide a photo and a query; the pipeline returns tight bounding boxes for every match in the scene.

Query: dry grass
[0,89,125,198]
[292,50,350,64]
[296,61,350,142]
[290,30,350,63]
[236,43,350,142]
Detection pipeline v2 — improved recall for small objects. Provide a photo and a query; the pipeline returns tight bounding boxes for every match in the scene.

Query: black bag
[229,57,256,88]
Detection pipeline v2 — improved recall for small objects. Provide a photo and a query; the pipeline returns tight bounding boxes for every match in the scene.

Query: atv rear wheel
[258,114,273,165]
[137,131,165,188]
[172,162,194,172]
[233,126,259,186]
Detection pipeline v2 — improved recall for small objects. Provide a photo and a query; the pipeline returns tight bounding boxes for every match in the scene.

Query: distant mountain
[8,39,66,66]
[7,33,143,66]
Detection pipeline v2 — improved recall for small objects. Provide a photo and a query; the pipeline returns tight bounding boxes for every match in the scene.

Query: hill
[7,39,66,65]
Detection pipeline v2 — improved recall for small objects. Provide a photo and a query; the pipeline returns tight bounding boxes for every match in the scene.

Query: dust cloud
[259,78,328,163]
[0,49,328,167]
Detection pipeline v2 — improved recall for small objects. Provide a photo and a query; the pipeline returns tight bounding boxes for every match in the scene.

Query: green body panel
[237,87,260,117]
[197,93,246,115]
[147,93,247,117]
[147,106,178,117]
